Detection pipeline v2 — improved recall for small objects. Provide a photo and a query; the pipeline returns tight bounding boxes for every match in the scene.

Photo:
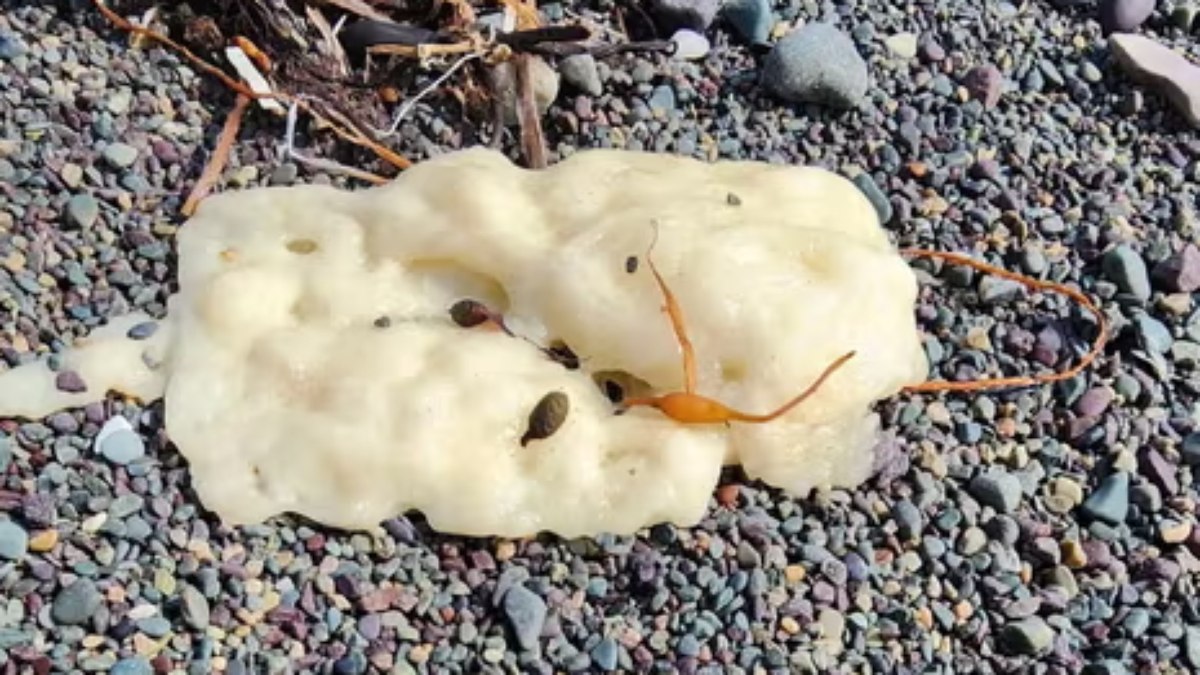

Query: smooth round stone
[97,423,145,465]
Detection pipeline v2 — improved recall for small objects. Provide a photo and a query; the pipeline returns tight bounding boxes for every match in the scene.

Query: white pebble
[671,29,710,60]
[95,416,145,465]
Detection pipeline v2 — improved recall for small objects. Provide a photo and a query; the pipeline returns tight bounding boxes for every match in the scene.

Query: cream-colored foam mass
[0,148,928,537]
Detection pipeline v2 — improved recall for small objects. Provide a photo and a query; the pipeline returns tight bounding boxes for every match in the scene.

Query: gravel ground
[2,0,1200,674]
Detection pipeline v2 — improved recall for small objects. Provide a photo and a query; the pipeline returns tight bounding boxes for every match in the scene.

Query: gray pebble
[1102,245,1151,301]
[181,584,210,630]
[0,520,29,561]
[648,85,676,113]
[1182,432,1200,465]
[851,173,893,224]
[503,584,547,651]
[136,616,172,638]
[590,637,618,671]
[559,55,602,97]
[969,470,1023,513]
[1133,311,1173,353]
[111,656,153,675]
[999,616,1055,655]
[892,499,923,539]
[54,370,87,393]
[1185,627,1200,668]
[1080,471,1130,525]
[979,277,1025,304]
[1083,661,1130,675]
[650,0,721,32]
[52,578,103,625]
[102,142,139,169]
[99,429,145,465]
[65,194,99,229]
[723,0,773,45]
[126,321,158,340]
[1099,0,1156,34]
[762,23,868,109]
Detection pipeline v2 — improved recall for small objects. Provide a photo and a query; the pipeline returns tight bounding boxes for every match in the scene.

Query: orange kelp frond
[899,248,1110,394]
[621,351,857,425]
[643,222,698,394]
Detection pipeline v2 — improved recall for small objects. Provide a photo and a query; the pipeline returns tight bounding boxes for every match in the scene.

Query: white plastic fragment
[0,148,928,538]
[224,46,283,114]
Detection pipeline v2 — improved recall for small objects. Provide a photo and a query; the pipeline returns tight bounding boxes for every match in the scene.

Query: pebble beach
[2,0,1200,673]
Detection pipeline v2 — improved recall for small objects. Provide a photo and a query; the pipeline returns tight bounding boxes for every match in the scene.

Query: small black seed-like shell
[520,391,569,447]
[449,299,491,328]
[625,256,639,274]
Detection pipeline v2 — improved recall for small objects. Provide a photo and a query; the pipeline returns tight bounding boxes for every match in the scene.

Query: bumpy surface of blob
[0,148,928,537]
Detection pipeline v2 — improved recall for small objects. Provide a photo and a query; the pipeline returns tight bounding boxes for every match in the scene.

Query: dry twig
[182,93,252,216]
[90,0,411,173]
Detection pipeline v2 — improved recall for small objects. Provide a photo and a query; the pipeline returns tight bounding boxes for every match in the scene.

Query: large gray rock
[1109,33,1200,128]
[761,23,869,109]
[1099,0,1155,34]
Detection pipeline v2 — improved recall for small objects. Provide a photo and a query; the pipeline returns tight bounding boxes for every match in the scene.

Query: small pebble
[502,584,546,651]
[999,617,1055,655]
[52,579,103,625]
[1080,472,1131,525]
[0,520,29,561]
[969,470,1023,513]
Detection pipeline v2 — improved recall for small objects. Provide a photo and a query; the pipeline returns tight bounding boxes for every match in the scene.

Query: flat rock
[1109,33,1200,128]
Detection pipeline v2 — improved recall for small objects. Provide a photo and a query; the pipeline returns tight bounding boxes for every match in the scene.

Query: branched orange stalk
[899,248,1110,394]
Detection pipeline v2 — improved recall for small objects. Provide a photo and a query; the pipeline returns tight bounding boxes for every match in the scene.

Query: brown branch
[182,93,251,216]
[514,54,548,169]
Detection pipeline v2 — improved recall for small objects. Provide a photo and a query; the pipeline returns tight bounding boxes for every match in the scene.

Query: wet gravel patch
[2,0,1200,673]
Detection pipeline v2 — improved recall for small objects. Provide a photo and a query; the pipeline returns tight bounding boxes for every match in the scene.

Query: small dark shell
[545,341,580,370]
[449,299,491,328]
[726,192,742,206]
[625,256,639,274]
[521,391,569,447]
